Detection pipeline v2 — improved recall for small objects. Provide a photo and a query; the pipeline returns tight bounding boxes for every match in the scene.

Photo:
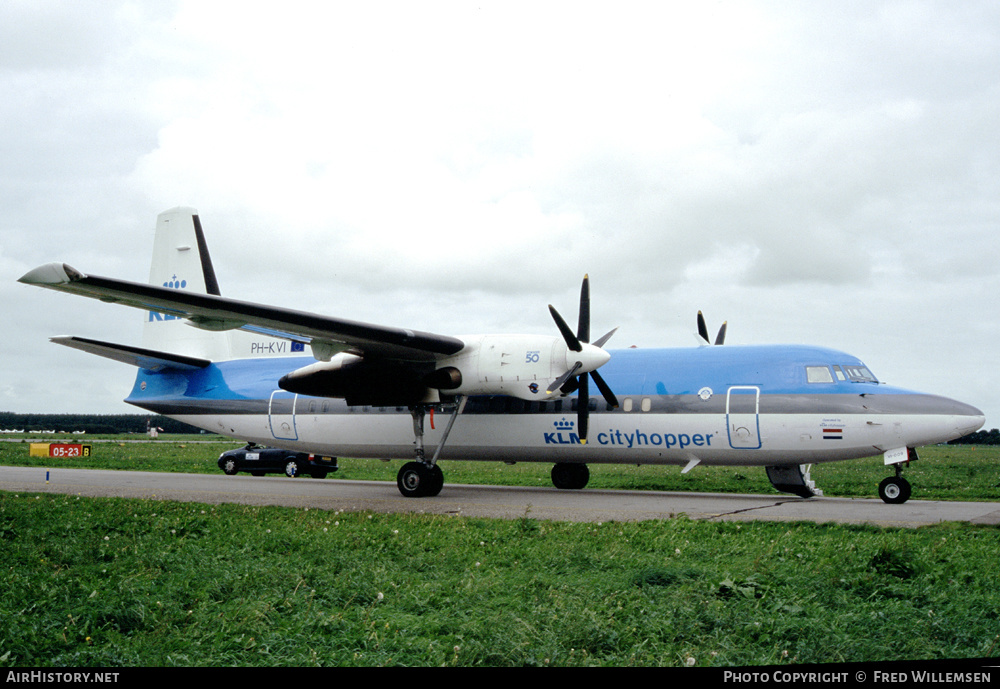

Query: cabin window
[641,397,652,412]
[833,366,846,381]
[622,398,633,412]
[806,366,834,383]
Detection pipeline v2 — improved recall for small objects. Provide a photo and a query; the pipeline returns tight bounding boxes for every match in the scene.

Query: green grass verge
[3,437,999,502]
[1,492,999,667]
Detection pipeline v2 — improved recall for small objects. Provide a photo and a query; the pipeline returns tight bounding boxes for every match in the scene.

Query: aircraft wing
[50,336,211,371]
[19,263,466,361]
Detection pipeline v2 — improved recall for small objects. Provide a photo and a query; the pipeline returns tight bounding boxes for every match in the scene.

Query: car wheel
[284,459,299,477]
[222,458,238,475]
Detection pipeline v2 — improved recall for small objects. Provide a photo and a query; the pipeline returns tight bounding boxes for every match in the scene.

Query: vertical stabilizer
[142,208,231,360]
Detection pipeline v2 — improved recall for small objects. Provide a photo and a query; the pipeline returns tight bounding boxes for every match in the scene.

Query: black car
[218,444,338,478]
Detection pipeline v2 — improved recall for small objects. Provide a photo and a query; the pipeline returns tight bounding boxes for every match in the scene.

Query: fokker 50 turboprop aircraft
[20,208,985,503]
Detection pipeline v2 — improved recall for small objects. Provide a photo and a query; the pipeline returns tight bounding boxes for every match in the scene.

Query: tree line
[950,428,1000,445]
[0,413,206,435]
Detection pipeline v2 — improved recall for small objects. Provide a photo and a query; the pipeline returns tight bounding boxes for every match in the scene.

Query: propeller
[546,275,619,443]
[697,311,727,346]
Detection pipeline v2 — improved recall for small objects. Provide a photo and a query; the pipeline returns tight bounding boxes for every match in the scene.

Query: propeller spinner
[546,275,619,443]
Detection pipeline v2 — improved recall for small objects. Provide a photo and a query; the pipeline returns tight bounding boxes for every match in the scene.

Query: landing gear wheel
[426,464,444,497]
[397,462,443,498]
[284,459,300,477]
[878,476,911,504]
[551,463,590,490]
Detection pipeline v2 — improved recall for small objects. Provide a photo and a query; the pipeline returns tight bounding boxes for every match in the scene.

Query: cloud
[3,0,999,425]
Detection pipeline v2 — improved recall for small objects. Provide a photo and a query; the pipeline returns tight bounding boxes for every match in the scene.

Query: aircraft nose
[954,403,986,437]
[930,396,985,441]
[875,393,986,449]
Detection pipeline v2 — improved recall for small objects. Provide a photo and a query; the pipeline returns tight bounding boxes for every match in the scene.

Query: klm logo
[148,275,187,322]
[544,418,581,445]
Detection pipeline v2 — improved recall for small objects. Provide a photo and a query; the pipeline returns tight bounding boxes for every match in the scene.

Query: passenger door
[269,390,299,441]
[726,386,761,449]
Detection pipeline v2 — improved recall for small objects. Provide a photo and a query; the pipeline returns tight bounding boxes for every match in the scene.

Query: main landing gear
[551,462,590,490]
[397,461,444,498]
[397,396,466,498]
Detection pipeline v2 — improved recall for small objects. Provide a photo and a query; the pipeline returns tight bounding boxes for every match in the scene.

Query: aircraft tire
[551,463,589,490]
[397,461,443,498]
[426,464,444,497]
[878,476,911,504]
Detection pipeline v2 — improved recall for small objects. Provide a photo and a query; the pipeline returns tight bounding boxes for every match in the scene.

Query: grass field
[1,437,999,667]
[3,435,999,502]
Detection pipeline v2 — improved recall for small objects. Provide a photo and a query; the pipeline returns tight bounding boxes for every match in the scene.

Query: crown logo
[554,418,575,431]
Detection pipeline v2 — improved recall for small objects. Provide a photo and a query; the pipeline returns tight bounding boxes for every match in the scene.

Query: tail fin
[142,208,231,360]
[147,207,221,296]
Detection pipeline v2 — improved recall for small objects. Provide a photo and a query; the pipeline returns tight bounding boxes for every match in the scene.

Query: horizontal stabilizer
[50,336,211,371]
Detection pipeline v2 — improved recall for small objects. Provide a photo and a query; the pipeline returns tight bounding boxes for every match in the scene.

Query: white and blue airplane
[19,208,985,503]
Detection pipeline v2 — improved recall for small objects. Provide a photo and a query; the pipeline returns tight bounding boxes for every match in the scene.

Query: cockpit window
[806,366,834,383]
[842,365,878,383]
[807,364,878,384]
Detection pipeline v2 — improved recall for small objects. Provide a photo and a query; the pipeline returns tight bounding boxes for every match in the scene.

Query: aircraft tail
[141,207,232,360]
[141,207,293,362]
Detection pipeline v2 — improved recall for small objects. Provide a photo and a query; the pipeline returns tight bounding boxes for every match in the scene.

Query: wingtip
[18,263,85,286]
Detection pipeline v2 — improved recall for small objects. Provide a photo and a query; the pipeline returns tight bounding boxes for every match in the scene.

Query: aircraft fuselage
[125,343,984,469]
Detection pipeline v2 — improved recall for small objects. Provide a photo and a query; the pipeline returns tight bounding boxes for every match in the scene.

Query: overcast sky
[3,1,998,428]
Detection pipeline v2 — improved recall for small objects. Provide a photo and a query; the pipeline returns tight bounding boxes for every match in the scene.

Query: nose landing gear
[878,448,917,504]
[878,475,911,504]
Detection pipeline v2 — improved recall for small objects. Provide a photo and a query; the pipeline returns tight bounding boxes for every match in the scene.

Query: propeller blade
[548,275,619,440]
[546,361,582,394]
[592,327,618,349]
[697,311,710,345]
[577,274,590,343]
[715,322,727,346]
[560,376,580,395]
[590,369,619,408]
[549,305,582,352]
